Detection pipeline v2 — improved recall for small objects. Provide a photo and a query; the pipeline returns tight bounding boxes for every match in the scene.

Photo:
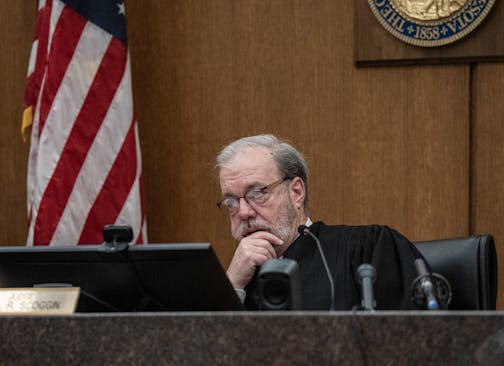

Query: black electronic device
[102,224,133,252]
[257,258,302,310]
[0,243,243,312]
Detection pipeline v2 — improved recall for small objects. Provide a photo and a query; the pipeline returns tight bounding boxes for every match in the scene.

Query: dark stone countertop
[0,311,503,365]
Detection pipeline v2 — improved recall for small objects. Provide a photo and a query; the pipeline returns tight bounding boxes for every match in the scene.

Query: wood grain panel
[307,65,470,240]
[0,2,36,245]
[0,0,493,306]
[126,0,470,267]
[472,63,504,310]
[126,0,237,263]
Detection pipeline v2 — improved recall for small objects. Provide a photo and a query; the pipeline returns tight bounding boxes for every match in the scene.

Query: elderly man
[216,134,424,310]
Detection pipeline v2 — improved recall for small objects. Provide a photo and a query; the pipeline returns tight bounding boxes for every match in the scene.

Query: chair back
[413,235,498,310]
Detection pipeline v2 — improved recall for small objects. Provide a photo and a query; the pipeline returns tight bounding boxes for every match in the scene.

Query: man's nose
[235,197,256,219]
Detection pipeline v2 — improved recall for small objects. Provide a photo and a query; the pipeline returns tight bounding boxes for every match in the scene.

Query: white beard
[232,195,297,245]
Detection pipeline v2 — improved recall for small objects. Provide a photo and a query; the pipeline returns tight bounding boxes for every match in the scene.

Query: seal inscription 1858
[367,0,496,47]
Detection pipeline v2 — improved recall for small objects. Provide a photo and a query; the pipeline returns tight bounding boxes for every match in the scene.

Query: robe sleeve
[349,225,424,310]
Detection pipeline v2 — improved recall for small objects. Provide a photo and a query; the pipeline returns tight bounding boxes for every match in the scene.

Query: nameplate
[0,288,80,315]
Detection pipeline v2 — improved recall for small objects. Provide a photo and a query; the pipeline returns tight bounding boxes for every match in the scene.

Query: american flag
[23,0,147,245]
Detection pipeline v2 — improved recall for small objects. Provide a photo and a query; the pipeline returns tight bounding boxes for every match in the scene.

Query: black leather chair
[413,235,498,310]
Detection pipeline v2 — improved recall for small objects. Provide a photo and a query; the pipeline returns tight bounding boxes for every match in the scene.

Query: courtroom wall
[0,1,502,309]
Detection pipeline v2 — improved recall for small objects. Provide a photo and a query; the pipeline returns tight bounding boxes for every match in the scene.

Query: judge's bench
[0,235,499,365]
[0,311,503,365]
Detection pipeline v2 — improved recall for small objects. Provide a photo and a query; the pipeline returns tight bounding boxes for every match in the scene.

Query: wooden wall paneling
[127,0,238,264]
[127,0,471,268]
[472,63,504,310]
[0,2,36,245]
[0,1,491,306]
[311,65,470,242]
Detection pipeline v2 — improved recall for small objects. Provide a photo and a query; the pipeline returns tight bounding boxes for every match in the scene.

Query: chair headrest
[414,235,498,310]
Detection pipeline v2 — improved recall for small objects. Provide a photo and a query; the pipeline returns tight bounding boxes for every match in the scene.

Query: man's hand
[226,231,284,289]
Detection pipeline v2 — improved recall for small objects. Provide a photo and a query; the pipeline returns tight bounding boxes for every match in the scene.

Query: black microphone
[298,225,335,310]
[356,263,376,311]
[412,258,440,310]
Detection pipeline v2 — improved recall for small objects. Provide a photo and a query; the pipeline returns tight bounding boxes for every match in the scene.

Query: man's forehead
[227,146,274,166]
[219,147,279,185]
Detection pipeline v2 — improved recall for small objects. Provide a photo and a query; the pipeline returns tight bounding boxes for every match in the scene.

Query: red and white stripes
[25,0,147,245]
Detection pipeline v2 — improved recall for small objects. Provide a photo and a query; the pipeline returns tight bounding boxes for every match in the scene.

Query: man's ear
[289,177,305,210]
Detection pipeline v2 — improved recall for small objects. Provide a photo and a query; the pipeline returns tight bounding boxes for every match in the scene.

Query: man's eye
[223,197,238,207]
[247,190,265,201]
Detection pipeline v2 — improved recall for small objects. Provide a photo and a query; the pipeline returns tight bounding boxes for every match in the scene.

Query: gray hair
[217,134,309,211]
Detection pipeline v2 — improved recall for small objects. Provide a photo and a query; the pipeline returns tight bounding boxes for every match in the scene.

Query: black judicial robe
[244,221,424,310]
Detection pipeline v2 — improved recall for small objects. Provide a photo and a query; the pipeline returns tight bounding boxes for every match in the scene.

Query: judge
[216,134,424,310]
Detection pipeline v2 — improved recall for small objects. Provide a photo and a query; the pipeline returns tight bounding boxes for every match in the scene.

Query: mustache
[234,219,270,239]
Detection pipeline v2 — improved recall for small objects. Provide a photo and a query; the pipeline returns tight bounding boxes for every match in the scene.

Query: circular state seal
[367,0,496,47]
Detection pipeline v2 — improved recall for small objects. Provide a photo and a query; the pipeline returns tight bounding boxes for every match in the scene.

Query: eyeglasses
[217,177,289,214]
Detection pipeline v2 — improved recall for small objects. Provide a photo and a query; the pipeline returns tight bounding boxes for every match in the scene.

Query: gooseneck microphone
[298,225,335,310]
[356,263,376,311]
[412,258,440,310]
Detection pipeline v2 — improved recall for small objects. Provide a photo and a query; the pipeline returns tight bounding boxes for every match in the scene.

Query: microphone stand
[356,263,376,311]
[298,225,335,310]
